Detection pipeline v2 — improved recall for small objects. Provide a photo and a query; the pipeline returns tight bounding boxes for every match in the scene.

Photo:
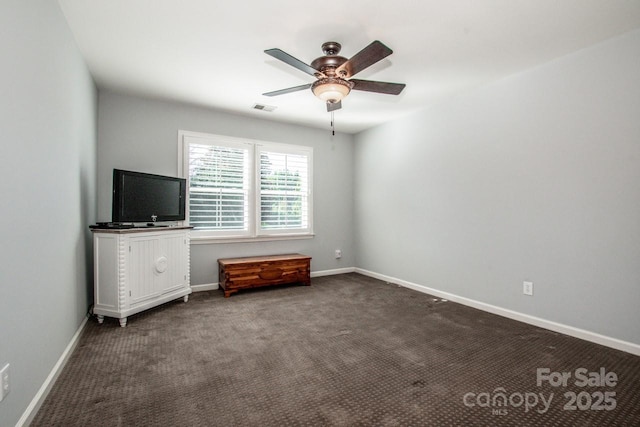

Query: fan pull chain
[331,111,335,136]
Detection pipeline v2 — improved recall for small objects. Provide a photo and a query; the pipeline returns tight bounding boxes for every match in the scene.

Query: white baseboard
[311,267,356,278]
[17,316,88,426]
[355,268,640,357]
[191,283,219,292]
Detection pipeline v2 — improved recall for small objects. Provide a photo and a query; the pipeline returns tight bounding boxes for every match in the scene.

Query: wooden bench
[218,254,311,297]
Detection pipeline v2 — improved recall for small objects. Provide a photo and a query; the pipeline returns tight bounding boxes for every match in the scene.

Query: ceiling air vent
[252,103,277,112]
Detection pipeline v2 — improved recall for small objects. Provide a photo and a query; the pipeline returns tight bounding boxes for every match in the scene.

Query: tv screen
[112,169,186,223]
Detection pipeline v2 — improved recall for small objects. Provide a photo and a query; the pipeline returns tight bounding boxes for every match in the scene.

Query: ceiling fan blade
[263,83,312,97]
[336,40,393,78]
[350,79,406,95]
[264,48,319,76]
[327,100,342,112]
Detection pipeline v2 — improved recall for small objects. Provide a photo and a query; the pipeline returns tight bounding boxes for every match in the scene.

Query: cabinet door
[128,232,188,306]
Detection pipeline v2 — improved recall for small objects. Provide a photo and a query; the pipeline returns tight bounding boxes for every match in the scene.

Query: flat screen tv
[112,169,186,223]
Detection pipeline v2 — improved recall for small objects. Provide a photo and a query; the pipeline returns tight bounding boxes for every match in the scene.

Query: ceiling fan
[263,40,406,112]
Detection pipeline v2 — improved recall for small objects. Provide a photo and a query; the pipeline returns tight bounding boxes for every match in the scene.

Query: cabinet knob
[155,256,168,273]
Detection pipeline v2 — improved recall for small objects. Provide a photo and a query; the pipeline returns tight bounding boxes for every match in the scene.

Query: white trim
[17,316,89,427]
[311,267,356,278]
[191,283,219,292]
[355,268,640,357]
[180,133,253,239]
[254,144,314,237]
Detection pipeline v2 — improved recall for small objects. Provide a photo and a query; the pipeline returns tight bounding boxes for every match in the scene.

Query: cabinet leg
[183,295,189,303]
[96,315,104,324]
[119,317,127,327]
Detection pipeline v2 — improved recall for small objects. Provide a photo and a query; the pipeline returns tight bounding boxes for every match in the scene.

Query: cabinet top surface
[91,226,193,234]
[218,254,311,265]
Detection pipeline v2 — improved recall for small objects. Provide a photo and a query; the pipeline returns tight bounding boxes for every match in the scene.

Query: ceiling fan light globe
[312,78,352,103]
[316,87,347,103]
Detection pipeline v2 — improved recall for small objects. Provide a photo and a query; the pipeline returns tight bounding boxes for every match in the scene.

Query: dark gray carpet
[32,273,640,426]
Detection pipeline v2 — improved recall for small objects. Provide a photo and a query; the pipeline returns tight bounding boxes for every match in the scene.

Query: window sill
[190,233,315,245]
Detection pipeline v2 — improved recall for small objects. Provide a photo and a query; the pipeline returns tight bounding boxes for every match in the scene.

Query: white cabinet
[92,227,192,327]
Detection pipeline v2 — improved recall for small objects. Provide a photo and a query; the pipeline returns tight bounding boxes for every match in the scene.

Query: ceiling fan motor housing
[311,55,348,77]
[309,41,351,77]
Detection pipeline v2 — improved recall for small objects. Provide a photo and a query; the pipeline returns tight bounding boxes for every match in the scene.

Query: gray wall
[0,1,97,425]
[354,29,640,345]
[97,92,355,285]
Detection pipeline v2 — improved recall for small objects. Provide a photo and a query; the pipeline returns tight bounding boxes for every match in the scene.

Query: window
[258,147,310,232]
[178,131,313,241]
[185,139,251,235]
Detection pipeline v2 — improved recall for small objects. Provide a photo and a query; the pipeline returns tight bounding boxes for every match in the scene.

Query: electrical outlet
[0,363,9,402]
[523,281,534,296]
[334,249,342,259]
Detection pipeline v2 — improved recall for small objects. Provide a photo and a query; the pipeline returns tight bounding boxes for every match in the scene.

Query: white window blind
[179,131,313,241]
[187,143,250,232]
[258,149,310,233]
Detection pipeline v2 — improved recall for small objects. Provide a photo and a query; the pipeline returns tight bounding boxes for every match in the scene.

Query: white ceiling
[58,0,640,134]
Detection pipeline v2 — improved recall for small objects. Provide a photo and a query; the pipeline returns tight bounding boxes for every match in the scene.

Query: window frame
[255,142,313,236]
[178,130,314,243]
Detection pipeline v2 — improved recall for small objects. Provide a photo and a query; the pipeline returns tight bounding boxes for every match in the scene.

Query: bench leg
[223,289,238,298]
